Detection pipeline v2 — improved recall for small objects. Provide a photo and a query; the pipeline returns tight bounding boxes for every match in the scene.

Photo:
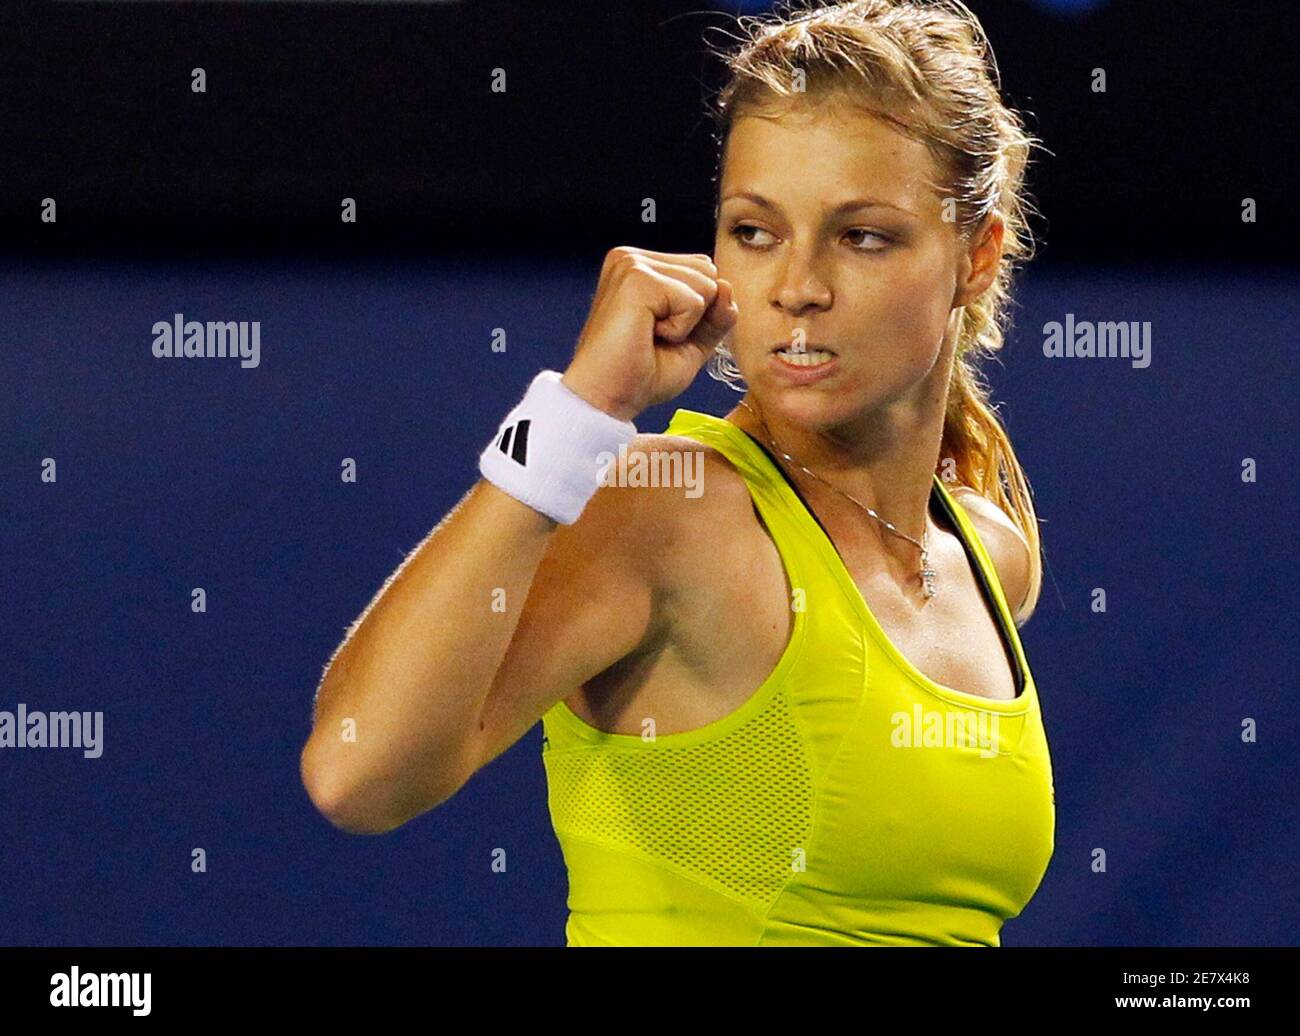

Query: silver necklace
[737,399,937,599]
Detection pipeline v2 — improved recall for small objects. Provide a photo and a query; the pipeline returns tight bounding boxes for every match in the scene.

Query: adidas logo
[495,418,531,466]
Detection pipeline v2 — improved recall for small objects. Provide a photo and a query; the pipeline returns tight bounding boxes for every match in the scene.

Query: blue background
[3,258,1296,945]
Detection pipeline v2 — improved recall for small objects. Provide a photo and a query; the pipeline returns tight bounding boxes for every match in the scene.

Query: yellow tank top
[540,408,1055,946]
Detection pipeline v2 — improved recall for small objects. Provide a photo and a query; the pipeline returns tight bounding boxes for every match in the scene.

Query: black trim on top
[735,428,1025,700]
[930,479,1026,700]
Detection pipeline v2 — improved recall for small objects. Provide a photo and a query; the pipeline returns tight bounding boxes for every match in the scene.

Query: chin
[766,378,910,431]
[756,383,851,428]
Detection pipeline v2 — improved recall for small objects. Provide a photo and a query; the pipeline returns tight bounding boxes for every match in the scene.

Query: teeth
[776,349,835,367]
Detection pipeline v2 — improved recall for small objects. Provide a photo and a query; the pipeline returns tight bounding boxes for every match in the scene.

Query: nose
[773,247,832,315]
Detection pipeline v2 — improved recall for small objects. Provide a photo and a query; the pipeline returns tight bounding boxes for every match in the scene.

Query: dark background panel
[1,0,1295,264]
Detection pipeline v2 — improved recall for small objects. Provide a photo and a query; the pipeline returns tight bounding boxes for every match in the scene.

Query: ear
[954,213,1005,308]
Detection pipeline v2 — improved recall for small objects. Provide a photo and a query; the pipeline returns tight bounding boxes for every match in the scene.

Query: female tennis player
[301,0,1054,947]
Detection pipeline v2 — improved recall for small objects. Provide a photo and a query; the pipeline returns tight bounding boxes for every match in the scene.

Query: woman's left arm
[949,486,1036,626]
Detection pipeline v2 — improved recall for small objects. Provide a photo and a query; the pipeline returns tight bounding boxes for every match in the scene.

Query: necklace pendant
[920,562,937,599]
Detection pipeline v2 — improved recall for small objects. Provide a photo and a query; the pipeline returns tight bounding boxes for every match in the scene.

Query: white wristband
[479,369,638,525]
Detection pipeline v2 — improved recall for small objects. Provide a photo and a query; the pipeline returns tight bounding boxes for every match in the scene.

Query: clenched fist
[561,247,738,422]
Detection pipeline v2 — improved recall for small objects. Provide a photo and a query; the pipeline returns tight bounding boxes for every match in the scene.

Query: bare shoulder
[626,428,759,530]
[947,486,1036,625]
[613,431,755,579]
[536,432,724,603]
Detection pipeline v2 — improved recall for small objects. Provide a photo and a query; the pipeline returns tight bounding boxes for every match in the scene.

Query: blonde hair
[705,0,1046,620]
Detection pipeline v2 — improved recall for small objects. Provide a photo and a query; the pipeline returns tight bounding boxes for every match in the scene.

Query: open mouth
[772,344,837,367]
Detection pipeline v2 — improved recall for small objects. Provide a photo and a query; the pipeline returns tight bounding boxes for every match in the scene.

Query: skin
[300,98,1035,834]
[714,102,1006,561]
[561,101,1032,739]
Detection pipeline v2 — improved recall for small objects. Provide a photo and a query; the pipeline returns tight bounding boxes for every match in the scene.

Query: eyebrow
[720,190,917,218]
